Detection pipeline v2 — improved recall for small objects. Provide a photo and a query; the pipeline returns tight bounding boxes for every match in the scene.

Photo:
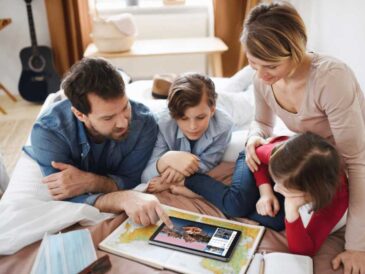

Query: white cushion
[222,130,248,162]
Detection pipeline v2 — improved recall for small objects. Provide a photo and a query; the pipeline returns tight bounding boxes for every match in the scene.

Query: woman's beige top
[249,53,365,251]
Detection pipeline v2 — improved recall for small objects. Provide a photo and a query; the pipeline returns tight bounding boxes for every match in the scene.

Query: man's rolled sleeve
[108,174,126,190]
[67,193,103,205]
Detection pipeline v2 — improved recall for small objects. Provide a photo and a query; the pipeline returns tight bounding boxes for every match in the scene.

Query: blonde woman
[242,2,365,272]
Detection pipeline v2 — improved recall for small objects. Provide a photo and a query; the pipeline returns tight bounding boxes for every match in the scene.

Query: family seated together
[24,2,365,273]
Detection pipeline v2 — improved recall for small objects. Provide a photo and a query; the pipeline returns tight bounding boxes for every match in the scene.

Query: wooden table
[84,37,228,77]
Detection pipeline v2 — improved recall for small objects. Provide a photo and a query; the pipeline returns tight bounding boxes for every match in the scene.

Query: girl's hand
[256,193,280,217]
[245,136,267,172]
[257,184,280,217]
[284,196,307,222]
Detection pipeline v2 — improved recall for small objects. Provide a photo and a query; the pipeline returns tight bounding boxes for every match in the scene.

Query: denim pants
[185,151,285,231]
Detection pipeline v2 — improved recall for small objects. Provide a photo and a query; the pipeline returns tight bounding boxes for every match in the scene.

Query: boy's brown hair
[269,132,342,211]
[167,73,217,119]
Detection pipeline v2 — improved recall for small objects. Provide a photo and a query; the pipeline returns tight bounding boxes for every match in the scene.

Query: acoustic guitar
[18,0,60,103]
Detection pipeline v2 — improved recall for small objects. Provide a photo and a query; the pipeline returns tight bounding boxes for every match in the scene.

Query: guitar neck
[25,2,38,52]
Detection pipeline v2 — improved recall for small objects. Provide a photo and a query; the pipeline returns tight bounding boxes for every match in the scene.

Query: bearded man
[25,58,171,228]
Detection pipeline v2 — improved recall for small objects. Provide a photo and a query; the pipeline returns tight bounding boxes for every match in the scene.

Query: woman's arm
[318,65,365,251]
[247,76,276,139]
[245,76,276,171]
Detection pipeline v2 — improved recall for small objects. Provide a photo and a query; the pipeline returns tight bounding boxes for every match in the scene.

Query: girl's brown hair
[167,73,217,119]
[241,2,307,64]
[269,132,341,211]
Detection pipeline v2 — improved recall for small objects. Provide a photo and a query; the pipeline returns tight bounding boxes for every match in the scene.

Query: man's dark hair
[61,58,125,115]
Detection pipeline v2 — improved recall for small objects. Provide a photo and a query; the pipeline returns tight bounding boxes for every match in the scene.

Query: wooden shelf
[84,37,228,77]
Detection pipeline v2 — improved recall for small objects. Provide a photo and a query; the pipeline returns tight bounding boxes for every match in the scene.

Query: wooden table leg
[210,53,223,77]
[0,83,17,102]
[0,106,7,115]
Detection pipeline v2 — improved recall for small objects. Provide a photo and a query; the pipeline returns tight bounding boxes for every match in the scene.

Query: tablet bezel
[149,216,241,262]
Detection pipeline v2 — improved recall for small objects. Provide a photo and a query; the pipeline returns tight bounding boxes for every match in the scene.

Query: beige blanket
[0,162,345,274]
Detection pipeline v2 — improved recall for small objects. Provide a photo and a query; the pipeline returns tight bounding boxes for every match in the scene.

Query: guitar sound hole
[28,54,46,72]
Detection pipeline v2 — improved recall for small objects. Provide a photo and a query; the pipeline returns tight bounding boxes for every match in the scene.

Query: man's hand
[123,192,173,228]
[332,250,365,274]
[95,191,173,229]
[42,161,90,200]
[158,151,200,176]
[42,161,117,200]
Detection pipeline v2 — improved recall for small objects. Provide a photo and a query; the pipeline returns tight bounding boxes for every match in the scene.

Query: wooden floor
[0,95,41,176]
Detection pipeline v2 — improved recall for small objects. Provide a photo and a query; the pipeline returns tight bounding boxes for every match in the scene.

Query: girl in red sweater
[185,132,348,256]
[255,132,348,256]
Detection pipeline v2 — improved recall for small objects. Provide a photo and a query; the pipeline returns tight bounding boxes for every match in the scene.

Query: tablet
[149,217,241,261]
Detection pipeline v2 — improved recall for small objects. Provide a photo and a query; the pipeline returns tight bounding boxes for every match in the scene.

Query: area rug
[0,119,34,176]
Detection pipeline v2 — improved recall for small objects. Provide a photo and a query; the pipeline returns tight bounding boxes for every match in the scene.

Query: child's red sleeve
[253,136,289,187]
[286,175,349,256]
[253,142,276,187]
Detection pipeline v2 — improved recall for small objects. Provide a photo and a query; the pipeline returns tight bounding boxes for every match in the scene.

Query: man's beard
[87,122,130,143]
[111,127,130,141]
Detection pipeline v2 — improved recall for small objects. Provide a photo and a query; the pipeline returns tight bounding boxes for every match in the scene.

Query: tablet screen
[149,217,241,261]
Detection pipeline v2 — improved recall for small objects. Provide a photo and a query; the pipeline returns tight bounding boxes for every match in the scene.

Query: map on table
[99,206,264,274]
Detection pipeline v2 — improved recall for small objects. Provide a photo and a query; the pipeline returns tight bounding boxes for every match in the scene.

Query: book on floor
[246,251,313,274]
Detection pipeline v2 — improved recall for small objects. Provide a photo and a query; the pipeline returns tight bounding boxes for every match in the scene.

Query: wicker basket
[90,34,135,53]
[91,16,136,52]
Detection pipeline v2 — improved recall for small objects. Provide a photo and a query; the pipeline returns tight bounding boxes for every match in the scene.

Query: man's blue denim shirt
[24,99,158,205]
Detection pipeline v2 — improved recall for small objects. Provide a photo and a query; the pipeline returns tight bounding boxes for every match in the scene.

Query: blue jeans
[185,151,285,231]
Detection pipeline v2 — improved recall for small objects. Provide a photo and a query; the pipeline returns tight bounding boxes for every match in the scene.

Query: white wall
[290,0,365,90]
[0,0,50,96]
